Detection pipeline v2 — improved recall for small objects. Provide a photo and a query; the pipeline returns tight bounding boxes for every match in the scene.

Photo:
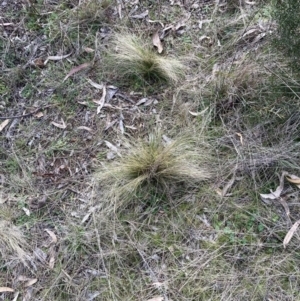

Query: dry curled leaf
[22,207,30,216]
[77,126,94,133]
[136,97,148,106]
[152,31,163,53]
[44,229,57,244]
[189,107,209,117]
[235,132,244,145]
[63,62,91,82]
[83,47,94,53]
[34,111,44,118]
[283,220,300,248]
[0,119,10,132]
[104,141,122,157]
[1,22,14,26]
[279,196,290,217]
[130,10,148,19]
[87,79,103,89]
[44,53,71,65]
[25,279,37,288]
[95,85,106,114]
[0,287,14,293]
[260,172,287,200]
[17,276,31,282]
[146,297,163,301]
[51,119,66,129]
[286,174,300,188]
[49,256,55,269]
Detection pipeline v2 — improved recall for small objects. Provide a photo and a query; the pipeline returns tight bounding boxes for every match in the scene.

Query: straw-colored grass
[97,134,211,206]
[111,33,185,83]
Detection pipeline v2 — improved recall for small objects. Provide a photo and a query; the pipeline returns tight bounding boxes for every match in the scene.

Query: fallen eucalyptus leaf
[260,172,287,200]
[136,98,148,106]
[279,196,290,217]
[49,256,55,269]
[77,126,94,133]
[0,119,10,132]
[152,31,163,53]
[104,141,122,157]
[87,291,101,301]
[106,151,115,160]
[44,53,71,65]
[283,220,300,248]
[1,23,14,26]
[106,86,118,103]
[146,297,163,301]
[236,132,244,145]
[22,207,30,216]
[34,111,44,118]
[83,47,94,53]
[131,10,148,19]
[44,229,57,244]
[51,119,67,129]
[286,174,300,188]
[63,62,91,82]
[87,79,103,89]
[189,107,208,116]
[0,287,14,293]
[25,279,37,287]
[95,85,106,114]
[119,119,124,135]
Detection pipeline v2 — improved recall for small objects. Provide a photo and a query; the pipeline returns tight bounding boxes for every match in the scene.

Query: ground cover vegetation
[1,0,300,300]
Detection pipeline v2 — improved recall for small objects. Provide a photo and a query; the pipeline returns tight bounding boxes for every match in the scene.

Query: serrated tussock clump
[97,134,211,206]
[111,33,185,83]
[0,220,29,262]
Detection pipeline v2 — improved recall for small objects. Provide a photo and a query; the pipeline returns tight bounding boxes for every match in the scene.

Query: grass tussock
[0,220,29,262]
[98,134,211,206]
[111,33,185,84]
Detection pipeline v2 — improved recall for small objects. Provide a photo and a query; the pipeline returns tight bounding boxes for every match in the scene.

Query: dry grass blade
[112,33,185,83]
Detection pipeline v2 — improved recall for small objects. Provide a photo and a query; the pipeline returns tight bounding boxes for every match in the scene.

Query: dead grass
[1,0,300,300]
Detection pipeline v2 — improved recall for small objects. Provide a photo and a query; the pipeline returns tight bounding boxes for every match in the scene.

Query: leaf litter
[152,31,164,53]
[51,119,67,129]
[44,53,72,65]
[63,62,91,82]
[44,229,57,244]
[0,119,10,132]
[0,287,14,293]
[260,171,300,247]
